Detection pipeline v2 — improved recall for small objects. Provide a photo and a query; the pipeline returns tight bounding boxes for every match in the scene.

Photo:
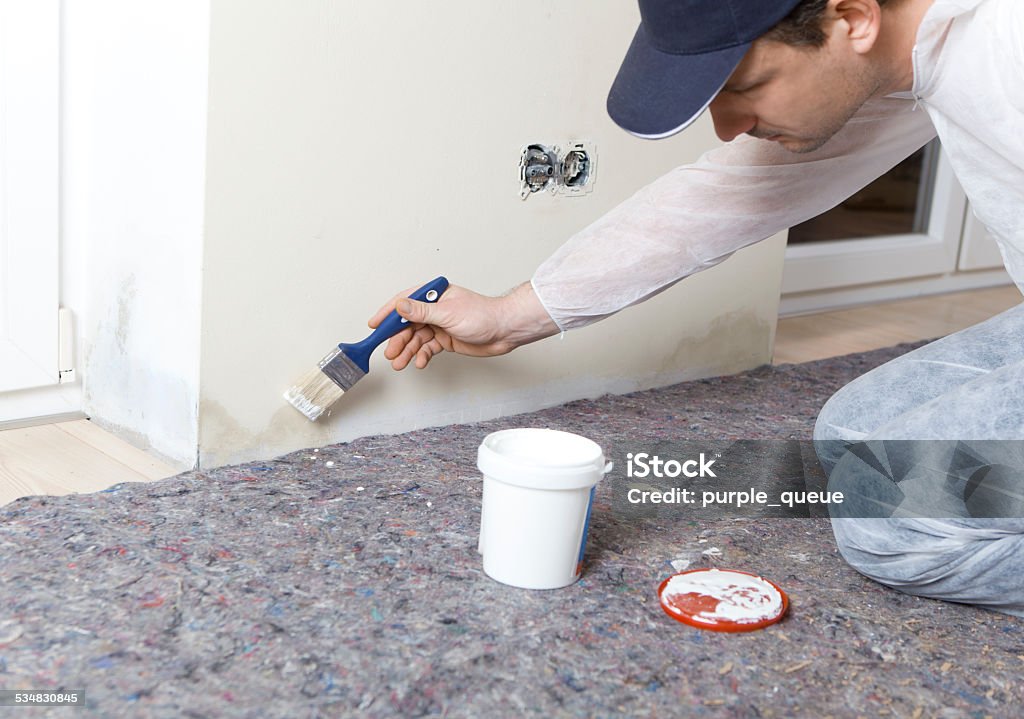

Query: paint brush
[284,276,450,421]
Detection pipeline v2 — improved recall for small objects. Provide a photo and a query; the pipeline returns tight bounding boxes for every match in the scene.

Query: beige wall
[197,0,787,467]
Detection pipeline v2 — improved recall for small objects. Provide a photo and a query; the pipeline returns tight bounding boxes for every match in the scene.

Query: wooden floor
[0,285,1019,508]
[772,285,1021,364]
[0,419,178,507]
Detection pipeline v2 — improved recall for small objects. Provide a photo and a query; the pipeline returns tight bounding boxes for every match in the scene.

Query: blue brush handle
[339,276,450,373]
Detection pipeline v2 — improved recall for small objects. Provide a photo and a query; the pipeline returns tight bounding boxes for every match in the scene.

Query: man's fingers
[415,345,433,369]
[395,297,448,327]
[393,326,434,367]
[412,338,445,369]
[383,326,415,361]
[368,286,418,328]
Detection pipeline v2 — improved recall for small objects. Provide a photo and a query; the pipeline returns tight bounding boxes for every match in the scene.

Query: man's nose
[708,95,757,142]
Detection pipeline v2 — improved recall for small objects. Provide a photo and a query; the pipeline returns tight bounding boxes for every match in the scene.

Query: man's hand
[367,281,560,370]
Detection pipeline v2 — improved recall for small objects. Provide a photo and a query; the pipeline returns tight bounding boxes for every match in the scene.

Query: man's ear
[830,0,883,54]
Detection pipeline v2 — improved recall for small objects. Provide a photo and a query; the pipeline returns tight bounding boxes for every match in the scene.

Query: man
[369,0,1024,614]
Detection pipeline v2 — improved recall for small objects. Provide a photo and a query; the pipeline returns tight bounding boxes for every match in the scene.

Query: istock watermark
[608,440,819,519]
[605,439,1024,519]
[626,452,717,478]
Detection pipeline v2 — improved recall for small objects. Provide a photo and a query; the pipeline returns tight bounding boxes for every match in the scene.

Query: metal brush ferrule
[319,347,366,391]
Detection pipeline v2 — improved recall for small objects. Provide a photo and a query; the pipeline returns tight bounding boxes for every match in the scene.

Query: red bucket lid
[658,568,788,632]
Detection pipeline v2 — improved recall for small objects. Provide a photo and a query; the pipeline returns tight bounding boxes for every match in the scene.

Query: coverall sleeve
[531,95,938,331]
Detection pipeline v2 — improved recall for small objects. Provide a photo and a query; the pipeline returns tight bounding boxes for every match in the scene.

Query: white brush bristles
[284,367,346,422]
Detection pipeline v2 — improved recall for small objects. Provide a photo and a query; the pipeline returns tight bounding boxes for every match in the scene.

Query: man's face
[708,29,885,153]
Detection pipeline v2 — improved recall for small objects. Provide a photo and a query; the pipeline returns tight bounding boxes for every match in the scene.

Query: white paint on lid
[661,569,783,625]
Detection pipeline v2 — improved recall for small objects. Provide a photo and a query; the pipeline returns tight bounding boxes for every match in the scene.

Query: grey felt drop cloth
[1,342,1021,718]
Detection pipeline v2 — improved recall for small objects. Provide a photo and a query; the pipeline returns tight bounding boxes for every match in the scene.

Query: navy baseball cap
[607,0,803,139]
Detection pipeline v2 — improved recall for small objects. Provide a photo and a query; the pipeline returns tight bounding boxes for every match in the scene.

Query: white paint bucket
[477,428,610,590]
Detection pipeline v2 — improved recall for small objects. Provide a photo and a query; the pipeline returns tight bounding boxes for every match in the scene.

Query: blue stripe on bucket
[575,486,596,577]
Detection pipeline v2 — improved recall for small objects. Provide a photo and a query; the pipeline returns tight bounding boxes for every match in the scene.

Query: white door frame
[0,0,80,423]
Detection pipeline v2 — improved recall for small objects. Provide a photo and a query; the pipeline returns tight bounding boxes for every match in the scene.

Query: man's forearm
[498,281,561,349]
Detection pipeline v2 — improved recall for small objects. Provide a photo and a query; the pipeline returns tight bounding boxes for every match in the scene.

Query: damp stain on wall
[198,399,332,469]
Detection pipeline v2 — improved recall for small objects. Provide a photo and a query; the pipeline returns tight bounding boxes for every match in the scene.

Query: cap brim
[607,25,750,140]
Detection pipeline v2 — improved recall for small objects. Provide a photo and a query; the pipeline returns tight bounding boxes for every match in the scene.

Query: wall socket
[519,141,597,200]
